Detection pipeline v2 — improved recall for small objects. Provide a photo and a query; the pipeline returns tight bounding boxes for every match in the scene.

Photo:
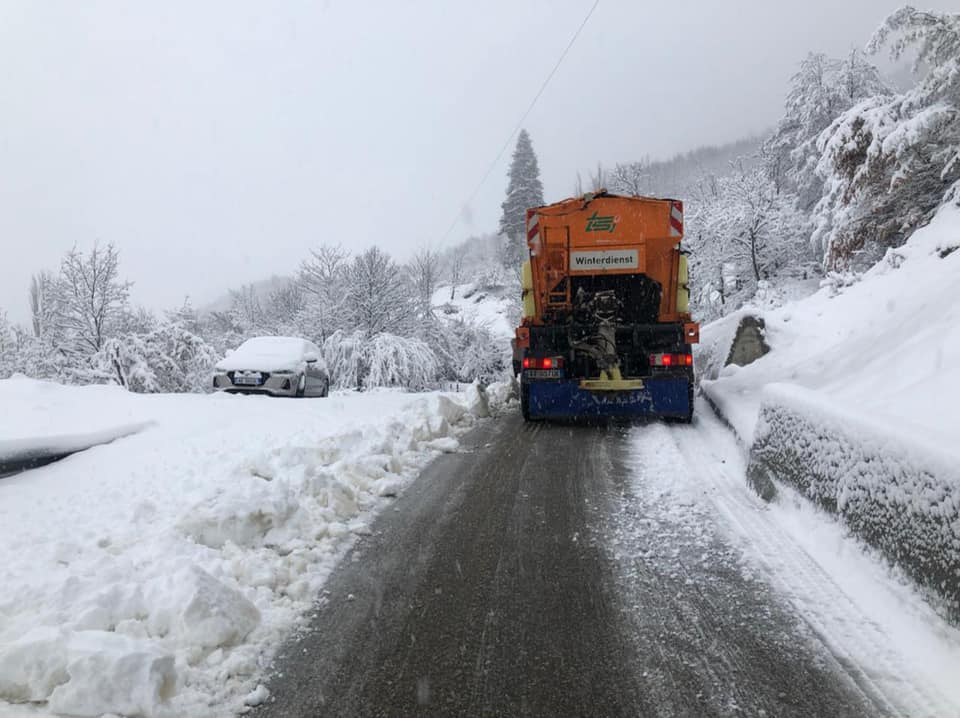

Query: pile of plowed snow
[0,378,498,717]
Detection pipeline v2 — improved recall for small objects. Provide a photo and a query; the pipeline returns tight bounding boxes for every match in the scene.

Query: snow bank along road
[0,379,492,718]
[262,401,960,718]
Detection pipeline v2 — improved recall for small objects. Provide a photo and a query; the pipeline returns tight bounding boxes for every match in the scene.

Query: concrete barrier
[748,384,960,621]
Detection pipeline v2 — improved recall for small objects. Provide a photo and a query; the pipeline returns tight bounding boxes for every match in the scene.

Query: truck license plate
[525,369,561,379]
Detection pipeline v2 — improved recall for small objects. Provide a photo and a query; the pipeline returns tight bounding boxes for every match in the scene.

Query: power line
[439,0,601,244]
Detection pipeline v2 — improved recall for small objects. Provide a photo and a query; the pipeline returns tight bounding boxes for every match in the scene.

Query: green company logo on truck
[585,211,617,233]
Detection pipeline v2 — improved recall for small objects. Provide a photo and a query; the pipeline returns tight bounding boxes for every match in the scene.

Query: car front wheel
[295,373,306,398]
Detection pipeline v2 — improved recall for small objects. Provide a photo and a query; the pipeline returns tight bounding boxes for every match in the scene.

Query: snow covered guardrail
[0,423,152,477]
[747,384,960,620]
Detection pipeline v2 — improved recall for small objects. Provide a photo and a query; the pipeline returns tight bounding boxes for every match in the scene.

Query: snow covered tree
[687,165,810,319]
[298,244,348,343]
[55,244,131,381]
[345,246,416,336]
[763,51,889,209]
[228,284,267,334]
[812,6,960,268]
[0,310,16,379]
[447,252,465,300]
[409,246,442,319]
[29,271,62,341]
[499,129,544,270]
[609,159,652,196]
[58,243,131,358]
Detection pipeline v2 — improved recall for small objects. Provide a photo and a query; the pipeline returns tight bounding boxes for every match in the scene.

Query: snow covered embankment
[0,378,500,718]
[0,376,154,473]
[749,384,960,620]
[699,202,960,621]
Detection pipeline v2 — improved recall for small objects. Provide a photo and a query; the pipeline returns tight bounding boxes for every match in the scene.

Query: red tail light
[523,356,564,370]
[650,353,693,367]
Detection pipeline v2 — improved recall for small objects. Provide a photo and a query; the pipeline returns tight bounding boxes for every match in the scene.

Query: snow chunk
[243,683,270,707]
[47,631,175,718]
[177,479,302,549]
[463,381,491,418]
[425,437,460,453]
[146,566,260,650]
[0,627,69,702]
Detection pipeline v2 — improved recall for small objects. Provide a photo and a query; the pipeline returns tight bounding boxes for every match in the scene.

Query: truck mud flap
[525,377,692,420]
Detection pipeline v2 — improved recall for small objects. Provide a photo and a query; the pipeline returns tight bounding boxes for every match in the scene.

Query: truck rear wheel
[520,381,532,422]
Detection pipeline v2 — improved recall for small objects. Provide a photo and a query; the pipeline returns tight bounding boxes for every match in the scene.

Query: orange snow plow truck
[513,191,699,422]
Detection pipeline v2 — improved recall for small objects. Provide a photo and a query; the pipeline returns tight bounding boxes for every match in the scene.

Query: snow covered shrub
[90,334,160,392]
[749,385,960,621]
[84,317,218,393]
[140,319,219,393]
[0,312,20,380]
[323,330,365,389]
[323,330,440,391]
[364,333,439,391]
[443,320,508,385]
[819,271,862,297]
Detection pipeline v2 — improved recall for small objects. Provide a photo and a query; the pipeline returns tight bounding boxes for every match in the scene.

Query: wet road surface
[259,414,886,717]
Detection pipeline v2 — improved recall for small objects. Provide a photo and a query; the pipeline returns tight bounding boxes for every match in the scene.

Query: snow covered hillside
[432,282,517,340]
[699,202,960,616]
[700,201,960,444]
[0,379,497,717]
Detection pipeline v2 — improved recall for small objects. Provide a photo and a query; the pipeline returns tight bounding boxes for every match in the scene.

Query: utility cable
[438,0,601,244]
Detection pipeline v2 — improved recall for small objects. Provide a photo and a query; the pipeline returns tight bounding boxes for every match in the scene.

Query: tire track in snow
[633,401,959,717]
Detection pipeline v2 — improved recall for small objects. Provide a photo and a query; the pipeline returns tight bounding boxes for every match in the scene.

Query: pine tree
[499,129,544,270]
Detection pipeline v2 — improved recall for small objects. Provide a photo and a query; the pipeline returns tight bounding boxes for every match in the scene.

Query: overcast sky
[2,0,957,323]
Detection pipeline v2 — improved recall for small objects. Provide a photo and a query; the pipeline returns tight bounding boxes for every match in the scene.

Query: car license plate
[525,369,561,379]
[234,373,262,386]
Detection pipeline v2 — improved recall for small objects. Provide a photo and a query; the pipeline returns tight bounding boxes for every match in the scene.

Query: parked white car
[213,336,330,397]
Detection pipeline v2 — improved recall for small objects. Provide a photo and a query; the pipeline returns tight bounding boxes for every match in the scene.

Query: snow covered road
[259,403,960,717]
[623,403,960,717]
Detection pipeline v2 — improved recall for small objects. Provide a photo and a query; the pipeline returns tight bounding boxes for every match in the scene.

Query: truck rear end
[514,191,698,422]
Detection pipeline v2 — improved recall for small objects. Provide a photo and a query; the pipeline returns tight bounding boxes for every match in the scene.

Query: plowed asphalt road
[258,413,888,717]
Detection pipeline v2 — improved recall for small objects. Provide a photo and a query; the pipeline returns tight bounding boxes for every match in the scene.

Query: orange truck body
[514,191,698,421]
